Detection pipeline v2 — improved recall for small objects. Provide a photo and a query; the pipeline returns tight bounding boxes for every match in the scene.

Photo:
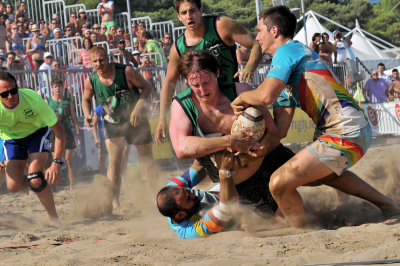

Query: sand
[1,142,400,265]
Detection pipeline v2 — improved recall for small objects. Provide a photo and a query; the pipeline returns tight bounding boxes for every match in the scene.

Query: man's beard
[184,196,201,219]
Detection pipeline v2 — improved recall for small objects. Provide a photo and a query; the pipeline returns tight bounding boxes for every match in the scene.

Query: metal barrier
[64,3,85,21]
[114,12,130,30]
[85,8,100,27]
[43,0,66,27]
[151,20,174,42]
[46,38,72,66]
[173,26,186,41]
[131,16,152,30]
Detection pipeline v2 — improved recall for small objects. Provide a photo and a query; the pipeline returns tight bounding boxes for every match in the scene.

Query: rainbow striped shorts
[306,124,372,175]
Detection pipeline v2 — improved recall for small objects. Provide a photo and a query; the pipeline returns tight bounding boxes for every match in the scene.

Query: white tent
[294,11,334,45]
[348,21,391,61]
[295,10,397,62]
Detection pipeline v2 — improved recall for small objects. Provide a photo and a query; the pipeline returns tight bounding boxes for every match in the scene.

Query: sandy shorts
[306,124,372,175]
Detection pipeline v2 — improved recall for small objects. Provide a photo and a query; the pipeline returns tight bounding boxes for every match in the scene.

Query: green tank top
[47,96,71,130]
[173,82,237,136]
[176,16,239,83]
[90,63,140,124]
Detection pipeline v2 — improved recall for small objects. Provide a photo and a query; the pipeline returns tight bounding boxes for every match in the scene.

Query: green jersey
[47,96,72,130]
[0,88,57,140]
[176,16,238,83]
[173,82,237,136]
[90,63,140,124]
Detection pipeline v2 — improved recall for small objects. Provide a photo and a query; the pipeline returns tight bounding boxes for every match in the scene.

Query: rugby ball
[231,107,265,140]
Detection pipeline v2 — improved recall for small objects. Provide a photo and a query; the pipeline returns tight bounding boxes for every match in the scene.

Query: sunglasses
[0,87,18,98]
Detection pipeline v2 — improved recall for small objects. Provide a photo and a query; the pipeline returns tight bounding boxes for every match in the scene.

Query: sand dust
[1,143,400,265]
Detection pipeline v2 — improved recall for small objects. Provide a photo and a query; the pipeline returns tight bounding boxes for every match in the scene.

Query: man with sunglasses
[0,71,66,224]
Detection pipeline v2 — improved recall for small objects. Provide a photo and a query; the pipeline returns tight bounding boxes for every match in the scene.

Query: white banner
[361,102,400,136]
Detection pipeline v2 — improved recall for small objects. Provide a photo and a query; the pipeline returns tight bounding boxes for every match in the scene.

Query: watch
[52,158,64,165]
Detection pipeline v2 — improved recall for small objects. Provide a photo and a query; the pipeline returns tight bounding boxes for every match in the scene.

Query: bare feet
[48,215,61,227]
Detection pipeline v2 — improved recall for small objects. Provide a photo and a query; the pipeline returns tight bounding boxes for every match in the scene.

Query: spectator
[133,37,139,50]
[377,63,389,80]
[98,0,114,35]
[318,32,335,63]
[77,9,87,35]
[83,29,91,40]
[5,3,14,21]
[0,14,7,27]
[17,21,28,38]
[236,44,251,66]
[142,30,167,66]
[138,21,145,31]
[52,27,62,40]
[51,59,64,81]
[15,11,26,25]
[137,28,146,53]
[39,52,53,97]
[78,38,93,69]
[26,20,34,37]
[6,23,23,56]
[388,69,400,101]
[333,30,352,63]
[97,24,107,42]
[4,52,24,70]
[26,24,45,69]
[106,25,117,48]
[49,18,61,35]
[92,23,100,34]
[115,27,124,41]
[0,17,6,51]
[90,32,98,44]
[162,32,172,60]
[363,69,392,103]
[39,19,46,32]
[131,23,138,39]
[113,38,137,66]
[141,55,159,100]
[66,12,79,35]
[309,32,321,53]
[132,50,141,67]
[15,2,27,21]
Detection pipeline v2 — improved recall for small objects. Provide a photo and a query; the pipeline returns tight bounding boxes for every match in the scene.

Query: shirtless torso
[318,42,334,62]
[388,79,400,100]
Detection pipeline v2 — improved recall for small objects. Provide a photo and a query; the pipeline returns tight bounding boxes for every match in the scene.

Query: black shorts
[235,144,295,215]
[104,118,152,145]
[50,128,76,151]
[198,144,295,215]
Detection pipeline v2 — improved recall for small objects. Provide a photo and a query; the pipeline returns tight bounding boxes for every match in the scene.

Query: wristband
[52,158,64,165]
[218,169,232,179]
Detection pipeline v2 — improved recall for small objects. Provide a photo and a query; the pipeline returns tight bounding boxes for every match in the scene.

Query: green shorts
[101,21,115,35]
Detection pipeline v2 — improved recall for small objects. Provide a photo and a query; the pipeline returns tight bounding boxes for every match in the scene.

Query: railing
[43,0,66,27]
[151,20,175,42]
[131,16,152,30]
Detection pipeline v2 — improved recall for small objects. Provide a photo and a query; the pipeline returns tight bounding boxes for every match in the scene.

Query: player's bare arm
[82,77,95,127]
[217,16,262,82]
[156,44,181,144]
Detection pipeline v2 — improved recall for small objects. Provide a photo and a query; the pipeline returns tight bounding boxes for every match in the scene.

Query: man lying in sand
[157,155,248,239]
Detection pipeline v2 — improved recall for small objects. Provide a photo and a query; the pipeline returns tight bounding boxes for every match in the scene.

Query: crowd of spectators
[362,63,400,103]
[0,1,171,74]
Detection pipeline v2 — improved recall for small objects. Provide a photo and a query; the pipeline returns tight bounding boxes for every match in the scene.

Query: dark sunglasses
[0,87,18,98]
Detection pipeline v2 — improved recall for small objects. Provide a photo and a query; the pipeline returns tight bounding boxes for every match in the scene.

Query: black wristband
[52,158,64,165]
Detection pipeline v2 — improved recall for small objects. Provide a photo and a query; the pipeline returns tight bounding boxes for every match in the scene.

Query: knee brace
[27,172,48,193]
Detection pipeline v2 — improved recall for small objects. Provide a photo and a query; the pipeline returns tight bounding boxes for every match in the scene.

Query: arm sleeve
[171,212,225,239]
[167,168,200,189]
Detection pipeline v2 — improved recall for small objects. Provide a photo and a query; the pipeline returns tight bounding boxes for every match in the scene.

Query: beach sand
[1,143,400,265]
